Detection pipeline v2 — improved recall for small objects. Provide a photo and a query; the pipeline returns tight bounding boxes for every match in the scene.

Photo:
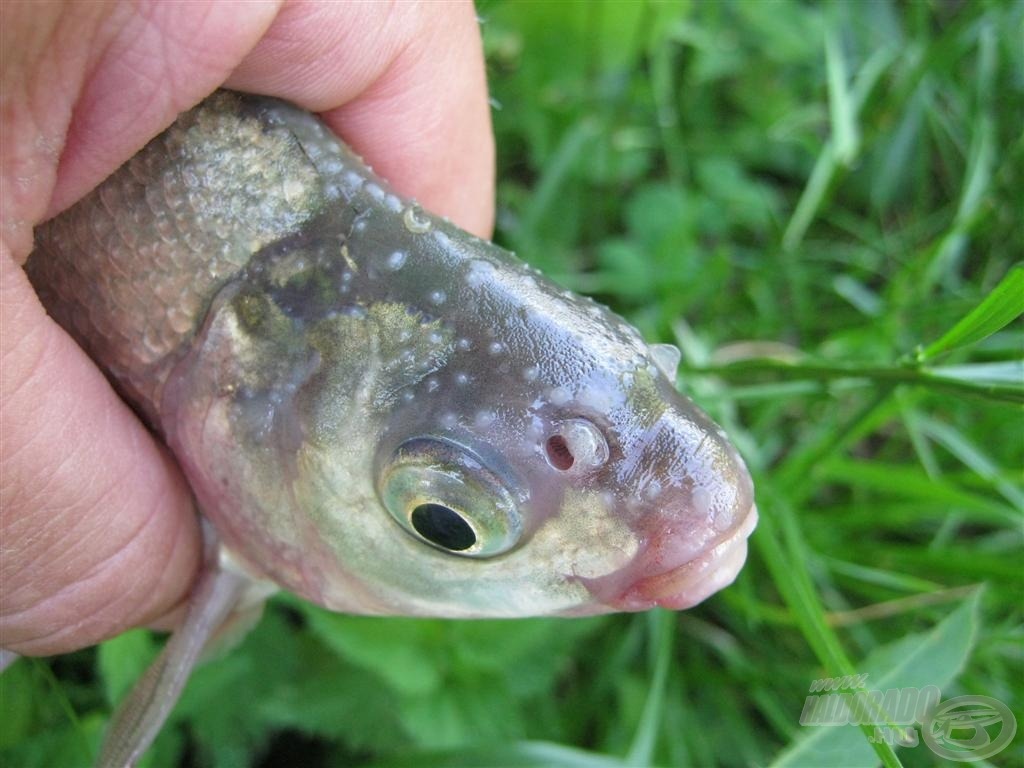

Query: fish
[22,91,757,765]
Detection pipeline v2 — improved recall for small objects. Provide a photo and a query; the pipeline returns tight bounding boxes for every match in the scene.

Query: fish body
[25,90,755,763]
[29,92,755,617]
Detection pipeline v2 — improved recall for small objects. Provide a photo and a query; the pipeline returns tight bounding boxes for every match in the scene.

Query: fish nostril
[545,435,575,471]
[544,419,610,474]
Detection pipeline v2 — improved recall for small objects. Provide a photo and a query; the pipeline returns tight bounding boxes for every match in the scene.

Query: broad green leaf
[0,708,103,768]
[96,628,159,706]
[303,612,442,697]
[771,590,983,767]
[922,265,1024,360]
[0,661,35,747]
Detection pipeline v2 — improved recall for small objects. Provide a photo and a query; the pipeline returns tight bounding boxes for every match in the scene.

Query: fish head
[166,224,756,618]
[357,298,757,616]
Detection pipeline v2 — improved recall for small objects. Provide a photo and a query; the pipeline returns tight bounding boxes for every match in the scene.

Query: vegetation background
[2,1,1021,766]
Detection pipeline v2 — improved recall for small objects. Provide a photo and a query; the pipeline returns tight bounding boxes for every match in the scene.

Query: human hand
[0,0,494,655]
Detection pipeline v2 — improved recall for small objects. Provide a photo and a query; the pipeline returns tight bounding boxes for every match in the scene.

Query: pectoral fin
[96,537,256,768]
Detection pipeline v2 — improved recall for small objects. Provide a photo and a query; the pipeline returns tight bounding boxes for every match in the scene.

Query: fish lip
[612,503,759,611]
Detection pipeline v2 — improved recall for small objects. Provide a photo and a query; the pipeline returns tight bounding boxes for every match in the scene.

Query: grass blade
[754,491,903,768]
[625,610,674,767]
[921,264,1024,360]
[825,25,859,165]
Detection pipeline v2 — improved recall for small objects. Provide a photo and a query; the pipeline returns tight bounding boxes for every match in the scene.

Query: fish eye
[544,418,609,474]
[410,503,476,551]
[377,438,523,557]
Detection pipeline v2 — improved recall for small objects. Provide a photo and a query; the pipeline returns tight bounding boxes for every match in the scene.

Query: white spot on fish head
[524,307,544,325]
[474,410,496,429]
[525,418,544,441]
[425,376,440,393]
[385,251,407,271]
[692,486,711,521]
[402,390,415,403]
[488,341,504,355]
[440,412,457,429]
[466,259,496,288]
[549,386,571,406]
[522,365,539,383]
[577,384,620,413]
[457,337,472,352]
[454,372,471,386]
[385,194,403,212]
[644,480,663,501]
[343,171,363,192]
[428,331,443,345]
[365,183,385,202]
[429,290,447,306]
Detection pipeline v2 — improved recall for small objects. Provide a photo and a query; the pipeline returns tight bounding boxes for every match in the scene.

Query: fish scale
[30,97,324,418]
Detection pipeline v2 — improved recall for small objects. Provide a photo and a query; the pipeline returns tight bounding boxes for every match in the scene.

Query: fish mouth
[609,504,759,611]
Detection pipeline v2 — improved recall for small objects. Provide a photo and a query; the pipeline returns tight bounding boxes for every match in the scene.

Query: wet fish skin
[27,91,756,620]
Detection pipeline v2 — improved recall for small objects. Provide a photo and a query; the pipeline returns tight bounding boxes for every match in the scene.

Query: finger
[225,0,495,238]
[0,256,201,655]
[44,0,282,221]
[0,1,279,655]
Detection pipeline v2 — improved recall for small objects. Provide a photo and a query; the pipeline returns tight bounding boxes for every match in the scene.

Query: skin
[0,0,495,656]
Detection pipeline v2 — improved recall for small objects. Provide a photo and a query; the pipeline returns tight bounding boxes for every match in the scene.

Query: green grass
[3,1,1022,766]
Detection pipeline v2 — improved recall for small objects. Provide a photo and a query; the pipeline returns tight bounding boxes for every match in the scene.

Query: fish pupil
[410,503,476,551]
[545,435,575,471]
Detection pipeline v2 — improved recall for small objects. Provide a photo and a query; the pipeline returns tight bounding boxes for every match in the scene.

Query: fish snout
[583,420,758,611]
[619,504,758,609]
